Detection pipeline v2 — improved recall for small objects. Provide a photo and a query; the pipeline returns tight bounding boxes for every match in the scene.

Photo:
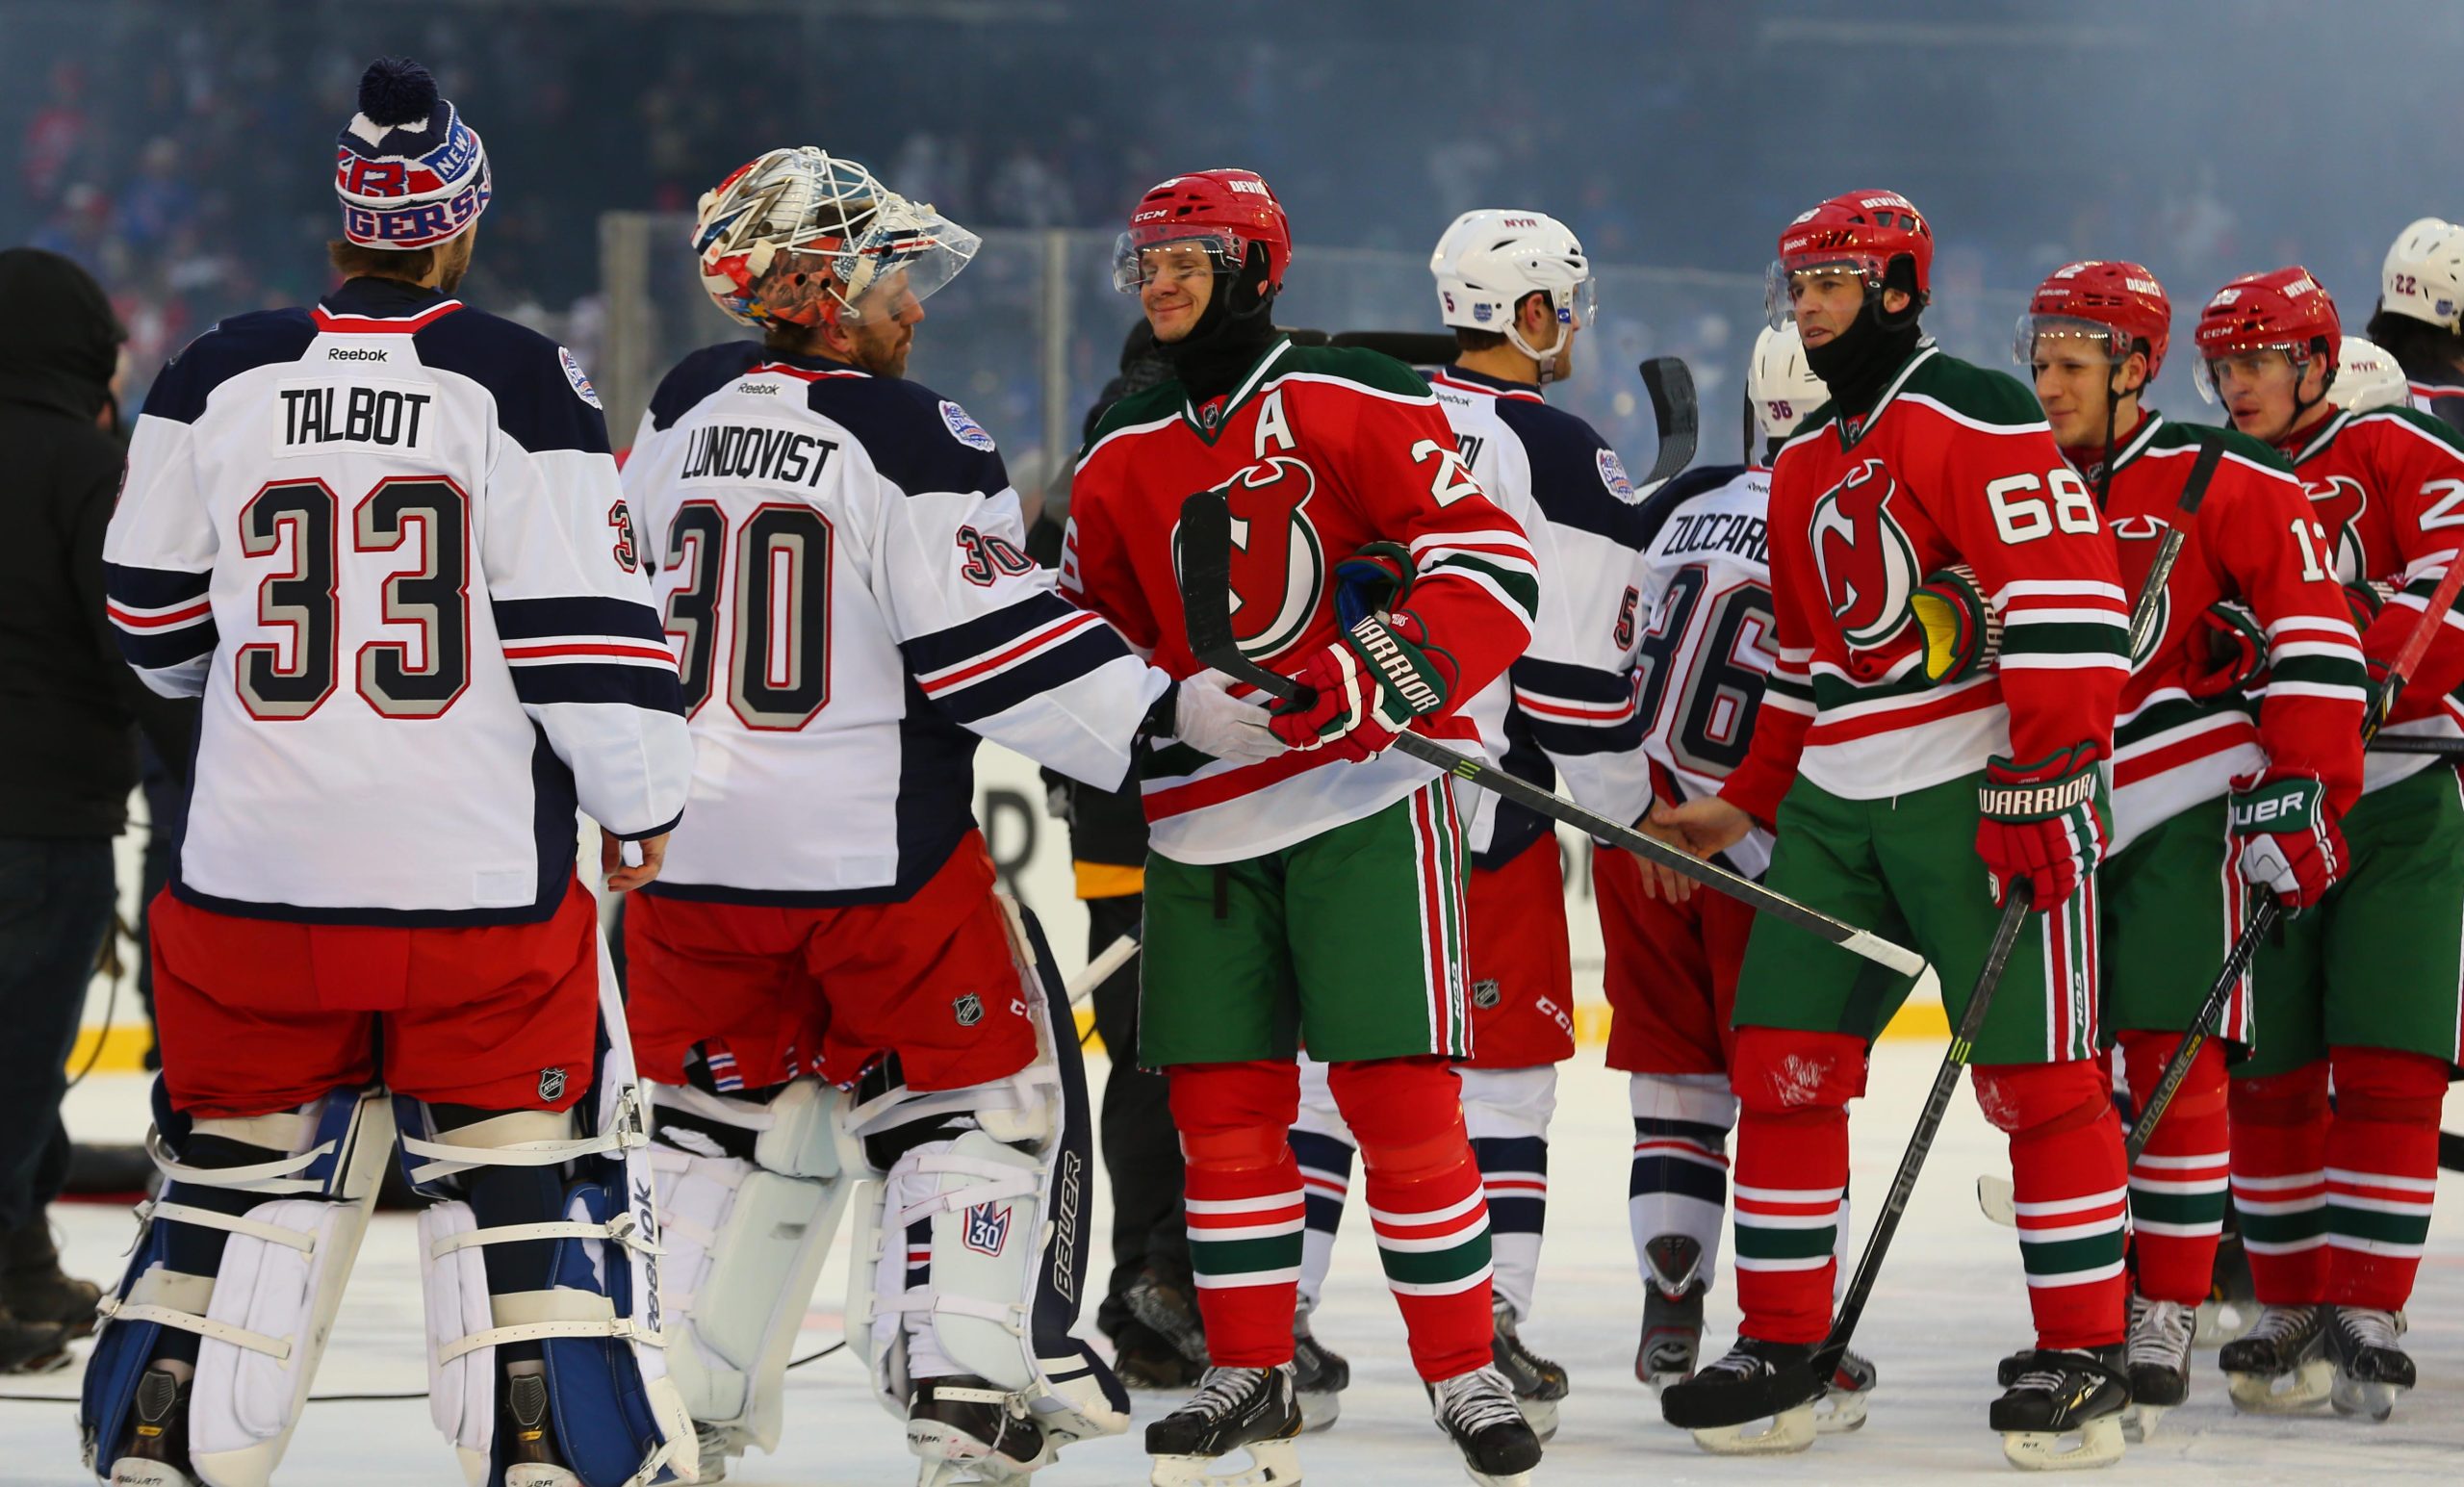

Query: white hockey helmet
[2336,334,2411,413]
[693,146,980,330]
[1748,322,1828,447]
[2380,217,2464,333]
[1430,209,1595,371]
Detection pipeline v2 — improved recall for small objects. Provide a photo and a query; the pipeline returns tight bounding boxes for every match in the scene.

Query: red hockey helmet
[2192,266,2340,402]
[1767,189,1934,328]
[1113,168,1292,295]
[2015,260,2172,379]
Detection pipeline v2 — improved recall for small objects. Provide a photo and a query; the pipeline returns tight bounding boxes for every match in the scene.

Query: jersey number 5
[236,476,469,721]
[662,502,834,730]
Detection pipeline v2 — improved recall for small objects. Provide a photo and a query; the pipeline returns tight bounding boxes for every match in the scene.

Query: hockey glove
[2183,600,2269,701]
[2343,578,2396,634]
[1165,668,1286,763]
[1908,563,2000,683]
[1333,540,1416,629]
[2227,768,2344,912]
[1268,610,1455,762]
[1975,743,2106,910]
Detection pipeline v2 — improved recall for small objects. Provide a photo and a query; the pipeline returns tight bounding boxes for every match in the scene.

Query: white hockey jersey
[103,279,693,924]
[1425,367,1656,861]
[1630,462,1779,878]
[622,344,1167,904]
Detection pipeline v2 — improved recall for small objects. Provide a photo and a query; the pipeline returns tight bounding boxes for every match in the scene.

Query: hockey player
[618,147,1278,1485]
[2194,266,2464,1421]
[1062,169,1546,1487]
[1283,208,1639,1438]
[2366,218,2464,430]
[2010,261,2367,1435]
[84,59,698,1487]
[2337,337,2416,414]
[1610,322,1875,1430]
[1652,191,2139,1468]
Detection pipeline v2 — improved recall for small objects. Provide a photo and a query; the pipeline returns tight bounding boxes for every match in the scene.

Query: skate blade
[1513,1397,1560,1443]
[2194,1298,2256,1349]
[1462,1465,1535,1487]
[2226,1359,2334,1414]
[1296,1390,1342,1434]
[1690,1403,1817,1455]
[1816,1388,1871,1434]
[2000,1413,2123,1471]
[909,1424,1048,1486]
[1150,1438,1301,1487]
[2119,1402,2169,1444]
[109,1462,198,1487]
[2329,1373,2405,1423]
[504,1468,582,1487]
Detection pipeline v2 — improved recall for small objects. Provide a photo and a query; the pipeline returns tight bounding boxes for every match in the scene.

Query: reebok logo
[325,346,389,362]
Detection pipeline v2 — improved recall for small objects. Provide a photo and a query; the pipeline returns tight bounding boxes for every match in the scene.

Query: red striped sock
[2119,1032,2229,1305]
[2228,1064,2330,1305]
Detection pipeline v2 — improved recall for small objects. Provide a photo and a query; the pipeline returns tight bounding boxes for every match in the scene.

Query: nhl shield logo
[962,1200,1012,1257]
[537,1067,568,1102]
[1472,979,1502,1010]
[953,993,985,1027]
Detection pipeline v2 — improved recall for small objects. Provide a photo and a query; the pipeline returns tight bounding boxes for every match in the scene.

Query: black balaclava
[1160,243,1280,404]
[1801,260,1924,423]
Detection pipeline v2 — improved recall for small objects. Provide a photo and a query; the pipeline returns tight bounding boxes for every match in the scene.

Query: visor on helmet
[1112,224,1257,294]
[2014,313,2136,370]
[1764,255,1893,330]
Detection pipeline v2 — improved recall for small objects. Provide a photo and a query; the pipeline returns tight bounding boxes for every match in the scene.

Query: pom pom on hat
[357,57,439,128]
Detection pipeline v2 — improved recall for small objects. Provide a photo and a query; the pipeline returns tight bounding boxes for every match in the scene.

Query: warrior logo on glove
[1810,459,1921,651]
[1201,454,1326,660]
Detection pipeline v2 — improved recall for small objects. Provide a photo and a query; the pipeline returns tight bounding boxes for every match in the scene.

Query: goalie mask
[694,146,981,330]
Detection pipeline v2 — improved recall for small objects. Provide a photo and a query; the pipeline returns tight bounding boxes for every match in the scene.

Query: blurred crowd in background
[4,0,2458,450]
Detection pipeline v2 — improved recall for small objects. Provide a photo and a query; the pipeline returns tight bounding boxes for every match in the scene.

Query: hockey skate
[1428,1366,1543,1487]
[2193,1219,2258,1347]
[1146,1364,1302,1487]
[2219,1303,2333,1413]
[1659,1337,1820,1454]
[1290,1307,1349,1432]
[2119,1294,2194,1442]
[1991,1346,2128,1471]
[908,1374,1056,1485]
[504,1362,582,1487]
[1128,1269,1212,1375]
[1637,1233,1707,1393]
[1817,1347,1877,1433]
[2325,1306,2413,1422]
[105,1364,197,1487]
[1488,1299,1568,1441]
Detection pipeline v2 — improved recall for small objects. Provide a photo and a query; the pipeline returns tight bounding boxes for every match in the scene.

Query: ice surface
[6,1045,2460,1485]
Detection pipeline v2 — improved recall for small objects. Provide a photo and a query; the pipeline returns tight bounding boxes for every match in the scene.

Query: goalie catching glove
[1267,542,1456,761]
[1975,743,2106,910]
[2229,769,2345,911]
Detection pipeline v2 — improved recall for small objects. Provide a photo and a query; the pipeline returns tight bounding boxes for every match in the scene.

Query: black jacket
[0,247,192,837]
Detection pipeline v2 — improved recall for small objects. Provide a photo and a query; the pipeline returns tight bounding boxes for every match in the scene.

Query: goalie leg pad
[401,936,694,1487]
[649,1076,849,1454]
[81,1083,395,1487]
[844,900,1128,1460]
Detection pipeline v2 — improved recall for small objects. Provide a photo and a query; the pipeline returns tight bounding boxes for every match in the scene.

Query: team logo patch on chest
[2302,474,2371,582]
[1189,454,1327,660]
[1810,458,1919,649]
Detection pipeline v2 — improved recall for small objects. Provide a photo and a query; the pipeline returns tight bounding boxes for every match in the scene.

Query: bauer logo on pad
[962,1201,1012,1257]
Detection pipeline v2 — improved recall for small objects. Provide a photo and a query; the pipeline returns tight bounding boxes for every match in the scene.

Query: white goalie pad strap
[399,1101,647,1187]
[137,1200,319,1253]
[96,1269,292,1358]
[424,1218,634,1257]
[145,1132,341,1195]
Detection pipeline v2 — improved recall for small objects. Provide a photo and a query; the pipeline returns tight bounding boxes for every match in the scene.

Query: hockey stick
[1066,934,1141,1007]
[1981,529,2464,1223]
[1662,885,2036,1432]
[1173,489,1938,991]
[1638,356,1698,487]
[2365,734,2464,756]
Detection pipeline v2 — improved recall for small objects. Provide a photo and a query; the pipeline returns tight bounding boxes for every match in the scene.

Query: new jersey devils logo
[1810,458,1919,649]
[1193,455,1325,660]
[2302,474,2369,581]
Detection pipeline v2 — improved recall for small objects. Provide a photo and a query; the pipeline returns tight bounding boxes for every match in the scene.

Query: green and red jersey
[1061,338,1539,862]
[1722,343,2129,823]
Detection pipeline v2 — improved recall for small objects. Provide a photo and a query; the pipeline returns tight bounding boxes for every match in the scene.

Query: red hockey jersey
[1722,344,2128,823]
[1061,339,1539,862]
[2280,403,2464,794]
[2090,413,2367,850]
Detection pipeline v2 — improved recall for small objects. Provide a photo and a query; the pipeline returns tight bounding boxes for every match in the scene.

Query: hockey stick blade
[1638,356,1698,487]
[1666,887,2035,1431]
[1173,489,1932,984]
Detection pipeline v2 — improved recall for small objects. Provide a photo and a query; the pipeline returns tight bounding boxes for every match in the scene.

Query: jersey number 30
[662,502,834,730]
